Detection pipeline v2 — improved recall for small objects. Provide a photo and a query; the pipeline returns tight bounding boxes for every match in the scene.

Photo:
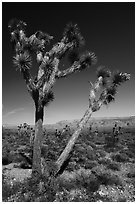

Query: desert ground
[2,116,135,202]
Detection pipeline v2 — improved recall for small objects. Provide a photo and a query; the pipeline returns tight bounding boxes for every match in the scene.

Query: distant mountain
[44,116,135,130]
[3,116,135,130]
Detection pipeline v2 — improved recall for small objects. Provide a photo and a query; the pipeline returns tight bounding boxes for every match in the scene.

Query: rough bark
[55,108,92,175]
[32,104,44,177]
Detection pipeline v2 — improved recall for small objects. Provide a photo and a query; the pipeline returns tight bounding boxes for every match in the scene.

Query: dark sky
[2,2,135,125]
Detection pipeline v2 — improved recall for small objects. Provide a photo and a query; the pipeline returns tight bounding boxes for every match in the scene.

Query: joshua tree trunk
[55,108,93,175]
[32,104,44,177]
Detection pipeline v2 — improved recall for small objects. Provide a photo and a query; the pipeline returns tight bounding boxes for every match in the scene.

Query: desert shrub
[2,174,24,201]
[127,172,135,178]
[86,146,96,160]
[107,161,120,171]
[57,168,99,193]
[91,165,122,186]
[91,164,107,176]
[67,162,77,171]
[2,143,11,157]
[98,172,122,186]
[84,160,98,169]
[111,153,129,162]
[47,150,57,161]
[11,153,25,163]
[55,188,91,202]
[98,158,112,166]
[119,149,134,159]
[74,168,99,192]
[96,149,106,157]
[74,144,86,153]
[19,161,31,169]
[69,189,88,202]
[57,171,77,191]
[2,156,12,165]
[8,175,56,202]
[107,174,122,186]
[87,141,97,149]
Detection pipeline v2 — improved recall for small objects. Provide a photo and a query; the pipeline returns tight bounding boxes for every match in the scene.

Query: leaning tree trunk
[55,108,93,176]
[32,104,44,177]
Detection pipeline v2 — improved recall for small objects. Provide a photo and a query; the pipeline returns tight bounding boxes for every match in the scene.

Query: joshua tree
[55,67,130,175]
[9,19,130,180]
[8,19,97,177]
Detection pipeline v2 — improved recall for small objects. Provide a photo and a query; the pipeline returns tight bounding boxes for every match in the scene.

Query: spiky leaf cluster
[9,19,53,55]
[80,52,97,70]
[112,71,130,86]
[13,52,32,71]
[42,91,54,107]
[10,30,20,44]
[96,66,112,87]
[63,23,85,48]
[8,18,27,32]
[97,67,130,105]
[97,66,111,78]
[103,86,117,105]
[8,19,27,48]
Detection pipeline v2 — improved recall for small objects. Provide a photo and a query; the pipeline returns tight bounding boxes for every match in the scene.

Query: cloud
[3,108,24,117]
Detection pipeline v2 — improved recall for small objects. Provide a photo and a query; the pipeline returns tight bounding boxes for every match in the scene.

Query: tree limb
[55,71,130,175]
[55,76,103,175]
[42,58,59,94]
[21,69,37,102]
[56,52,97,79]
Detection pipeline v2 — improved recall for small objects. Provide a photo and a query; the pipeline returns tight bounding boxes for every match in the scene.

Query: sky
[2,2,135,125]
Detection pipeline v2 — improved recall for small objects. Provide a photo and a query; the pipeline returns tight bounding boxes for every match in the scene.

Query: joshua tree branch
[55,76,102,175]
[35,41,74,90]
[37,58,59,107]
[88,76,102,106]
[42,58,59,94]
[56,52,97,79]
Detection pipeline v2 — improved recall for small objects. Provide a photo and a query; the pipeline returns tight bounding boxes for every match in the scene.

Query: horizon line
[2,115,135,126]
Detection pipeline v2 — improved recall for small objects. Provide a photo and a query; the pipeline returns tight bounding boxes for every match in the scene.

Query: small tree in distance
[8,19,130,180]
